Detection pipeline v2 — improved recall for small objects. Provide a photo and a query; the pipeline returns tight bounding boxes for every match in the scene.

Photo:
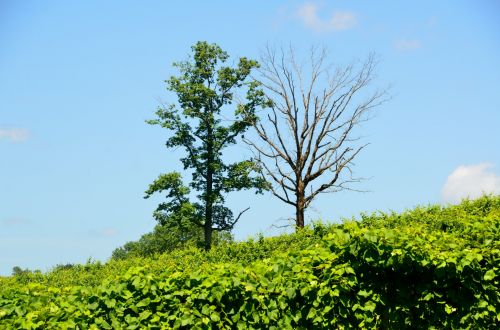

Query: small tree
[246,46,388,228]
[12,266,25,276]
[145,42,267,250]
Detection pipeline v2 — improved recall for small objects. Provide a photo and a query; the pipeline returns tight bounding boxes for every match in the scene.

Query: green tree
[145,41,268,250]
[11,266,26,276]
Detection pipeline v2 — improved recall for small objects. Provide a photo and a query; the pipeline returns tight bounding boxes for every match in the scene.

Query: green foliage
[1,196,499,328]
[146,41,268,250]
[111,224,233,260]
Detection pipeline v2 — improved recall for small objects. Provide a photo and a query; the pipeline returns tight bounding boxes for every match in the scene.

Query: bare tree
[245,46,389,229]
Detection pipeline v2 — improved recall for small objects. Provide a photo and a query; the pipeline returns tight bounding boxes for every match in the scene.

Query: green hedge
[1,228,320,291]
[1,196,499,328]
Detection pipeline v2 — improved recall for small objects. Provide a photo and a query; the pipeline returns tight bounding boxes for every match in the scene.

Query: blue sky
[1,1,499,275]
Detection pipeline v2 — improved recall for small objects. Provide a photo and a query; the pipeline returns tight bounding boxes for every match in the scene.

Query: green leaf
[210,312,221,322]
[484,269,496,281]
[357,289,371,298]
[365,301,376,313]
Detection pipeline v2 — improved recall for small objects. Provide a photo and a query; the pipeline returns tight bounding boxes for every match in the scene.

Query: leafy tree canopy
[145,41,268,249]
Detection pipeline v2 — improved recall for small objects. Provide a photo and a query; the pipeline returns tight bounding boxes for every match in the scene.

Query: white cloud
[1,218,32,227]
[101,228,118,237]
[296,3,357,32]
[87,227,118,237]
[442,163,500,203]
[394,39,421,52]
[426,16,438,28]
[0,128,29,142]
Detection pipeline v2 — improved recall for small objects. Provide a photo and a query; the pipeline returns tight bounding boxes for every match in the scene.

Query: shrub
[1,196,498,328]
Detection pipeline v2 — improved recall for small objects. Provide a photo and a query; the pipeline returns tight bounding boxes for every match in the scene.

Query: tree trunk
[204,168,213,250]
[295,199,304,229]
[296,204,305,228]
[204,209,212,251]
[296,179,305,229]
[204,122,214,251]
